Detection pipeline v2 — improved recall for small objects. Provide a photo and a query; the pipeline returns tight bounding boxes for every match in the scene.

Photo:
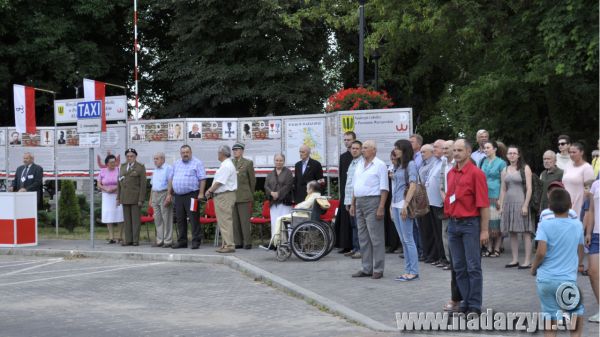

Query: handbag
[403,166,430,218]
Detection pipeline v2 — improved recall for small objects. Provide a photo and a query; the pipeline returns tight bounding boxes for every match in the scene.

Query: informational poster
[7,128,55,172]
[284,117,326,166]
[326,114,339,170]
[54,95,128,123]
[94,125,127,171]
[0,128,6,176]
[238,118,282,167]
[187,119,238,168]
[56,127,89,171]
[338,108,412,164]
[128,120,185,170]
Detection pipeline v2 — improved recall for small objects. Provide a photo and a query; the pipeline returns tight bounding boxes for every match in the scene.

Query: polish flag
[83,79,106,131]
[13,84,36,134]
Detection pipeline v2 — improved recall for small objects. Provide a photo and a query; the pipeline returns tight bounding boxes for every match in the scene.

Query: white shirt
[213,158,237,193]
[556,152,572,171]
[426,158,443,207]
[352,157,389,197]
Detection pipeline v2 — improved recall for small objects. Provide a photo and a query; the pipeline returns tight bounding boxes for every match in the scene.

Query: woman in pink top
[97,155,123,243]
[562,142,594,215]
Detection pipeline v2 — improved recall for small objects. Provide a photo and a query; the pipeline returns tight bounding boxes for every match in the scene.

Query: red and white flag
[83,79,106,131]
[13,84,36,134]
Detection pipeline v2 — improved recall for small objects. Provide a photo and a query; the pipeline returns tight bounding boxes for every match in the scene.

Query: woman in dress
[391,139,419,282]
[498,145,533,268]
[562,142,595,215]
[480,141,506,257]
[264,153,293,243]
[97,154,123,243]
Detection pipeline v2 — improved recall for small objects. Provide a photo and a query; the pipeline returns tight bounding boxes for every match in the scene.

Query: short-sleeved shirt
[592,180,600,234]
[212,158,237,193]
[391,161,417,206]
[471,149,486,166]
[480,157,506,199]
[99,167,119,188]
[535,217,584,282]
[353,157,389,197]
[151,163,172,191]
[538,208,578,222]
[170,157,206,195]
[444,161,489,217]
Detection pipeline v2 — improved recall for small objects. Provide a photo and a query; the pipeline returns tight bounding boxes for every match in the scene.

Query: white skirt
[270,203,292,238]
[101,192,124,224]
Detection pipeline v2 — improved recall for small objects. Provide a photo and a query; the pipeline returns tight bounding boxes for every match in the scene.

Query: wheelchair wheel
[290,221,328,261]
[323,221,336,256]
[276,244,292,261]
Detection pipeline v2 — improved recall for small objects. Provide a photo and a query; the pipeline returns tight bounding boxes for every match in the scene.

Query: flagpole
[104,82,126,90]
[33,88,56,95]
[52,93,59,236]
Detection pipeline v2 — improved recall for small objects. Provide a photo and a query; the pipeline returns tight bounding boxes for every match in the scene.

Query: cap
[547,181,564,190]
[125,148,138,156]
[232,142,245,150]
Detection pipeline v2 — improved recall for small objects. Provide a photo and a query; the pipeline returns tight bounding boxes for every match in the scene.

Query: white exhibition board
[0,108,413,176]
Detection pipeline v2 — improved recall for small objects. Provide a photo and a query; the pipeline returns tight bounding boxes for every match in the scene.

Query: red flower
[325,87,394,112]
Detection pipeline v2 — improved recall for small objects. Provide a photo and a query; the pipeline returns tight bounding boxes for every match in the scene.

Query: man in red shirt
[444,138,490,316]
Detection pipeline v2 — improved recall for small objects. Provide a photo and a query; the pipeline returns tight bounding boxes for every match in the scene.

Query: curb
[0,248,397,332]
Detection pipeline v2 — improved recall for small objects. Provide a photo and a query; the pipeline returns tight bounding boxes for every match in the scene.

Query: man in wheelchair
[267,180,330,247]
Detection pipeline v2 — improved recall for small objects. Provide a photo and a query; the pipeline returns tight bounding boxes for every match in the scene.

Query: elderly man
[205,145,238,253]
[444,139,489,315]
[149,152,173,248]
[231,142,256,249]
[168,145,206,249]
[539,150,564,211]
[344,140,363,259]
[427,139,447,266]
[418,144,439,263]
[293,145,324,203]
[350,140,389,280]
[117,148,147,246]
[336,131,357,254]
[470,129,489,164]
[11,152,43,209]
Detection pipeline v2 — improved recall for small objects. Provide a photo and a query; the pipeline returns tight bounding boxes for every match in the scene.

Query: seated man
[269,181,329,247]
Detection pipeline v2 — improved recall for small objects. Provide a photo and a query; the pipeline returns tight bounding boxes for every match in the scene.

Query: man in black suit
[11,152,44,209]
[293,145,324,203]
[335,131,356,254]
[188,123,202,138]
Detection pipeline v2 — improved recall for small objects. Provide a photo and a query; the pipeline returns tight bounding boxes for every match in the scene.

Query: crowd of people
[8,128,599,329]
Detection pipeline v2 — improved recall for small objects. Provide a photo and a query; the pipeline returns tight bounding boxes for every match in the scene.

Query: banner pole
[53,94,59,236]
[89,147,95,248]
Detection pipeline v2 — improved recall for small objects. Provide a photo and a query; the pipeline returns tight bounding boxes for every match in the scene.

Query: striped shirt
[169,157,206,195]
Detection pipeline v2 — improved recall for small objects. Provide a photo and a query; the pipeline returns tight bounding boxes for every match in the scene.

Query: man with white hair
[418,144,438,263]
[350,140,389,280]
[11,152,44,209]
[539,150,564,211]
[470,129,489,164]
[205,145,238,253]
[293,144,324,203]
[149,152,173,248]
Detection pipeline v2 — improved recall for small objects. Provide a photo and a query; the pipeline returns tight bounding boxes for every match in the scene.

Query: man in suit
[188,123,202,138]
[336,131,356,254]
[117,148,147,246]
[293,145,324,203]
[57,131,66,145]
[12,152,43,209]
[231,143,256,249]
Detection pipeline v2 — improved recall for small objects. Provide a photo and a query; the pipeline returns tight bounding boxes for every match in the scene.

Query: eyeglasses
[558,142,568,146]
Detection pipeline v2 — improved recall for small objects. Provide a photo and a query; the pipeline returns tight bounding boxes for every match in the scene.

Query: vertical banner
[13,84,36,134]
[238,118,282,167]
[283,116,326,166]
[326,114,339,172]
[337,108,412,164]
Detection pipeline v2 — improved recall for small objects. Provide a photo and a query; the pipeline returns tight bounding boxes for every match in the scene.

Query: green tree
[58,180,81,232]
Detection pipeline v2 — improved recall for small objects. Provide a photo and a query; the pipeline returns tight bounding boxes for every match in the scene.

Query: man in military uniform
[231,143,256,249]
[117,148,147,246]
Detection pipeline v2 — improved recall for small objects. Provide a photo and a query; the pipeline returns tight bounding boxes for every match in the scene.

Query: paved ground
[0,255,379,337]
[2,239,599,336]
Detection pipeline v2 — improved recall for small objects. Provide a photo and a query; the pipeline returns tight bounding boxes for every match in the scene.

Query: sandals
[482,250,491,257]
[489,250,500,257]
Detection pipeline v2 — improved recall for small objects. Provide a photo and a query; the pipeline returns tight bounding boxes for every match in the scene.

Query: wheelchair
[274,197,336,262]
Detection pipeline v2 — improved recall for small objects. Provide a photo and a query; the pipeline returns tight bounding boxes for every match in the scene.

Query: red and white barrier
[0,192,38,247]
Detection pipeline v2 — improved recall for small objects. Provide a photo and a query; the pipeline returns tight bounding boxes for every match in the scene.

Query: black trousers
[174,191,202,246]
[430,206,446,261]
[418,207,436,260]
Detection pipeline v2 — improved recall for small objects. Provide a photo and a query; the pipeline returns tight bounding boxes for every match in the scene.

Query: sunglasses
[558,142,568,146]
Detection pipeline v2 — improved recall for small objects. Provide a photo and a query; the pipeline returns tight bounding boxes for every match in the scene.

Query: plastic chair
[320,199,339,223]
[140,206,155,243]
[250,200,271,241]
[199,199,219,246]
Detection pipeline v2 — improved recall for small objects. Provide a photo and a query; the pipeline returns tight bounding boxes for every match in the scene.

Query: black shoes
[244,244,252,249]
[172,243,188,249]
[235,245,244,249]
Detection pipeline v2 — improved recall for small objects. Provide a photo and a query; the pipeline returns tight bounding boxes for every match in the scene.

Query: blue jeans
[448,217,482,311]
[350,215,360,252]
[392,207,418,275]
